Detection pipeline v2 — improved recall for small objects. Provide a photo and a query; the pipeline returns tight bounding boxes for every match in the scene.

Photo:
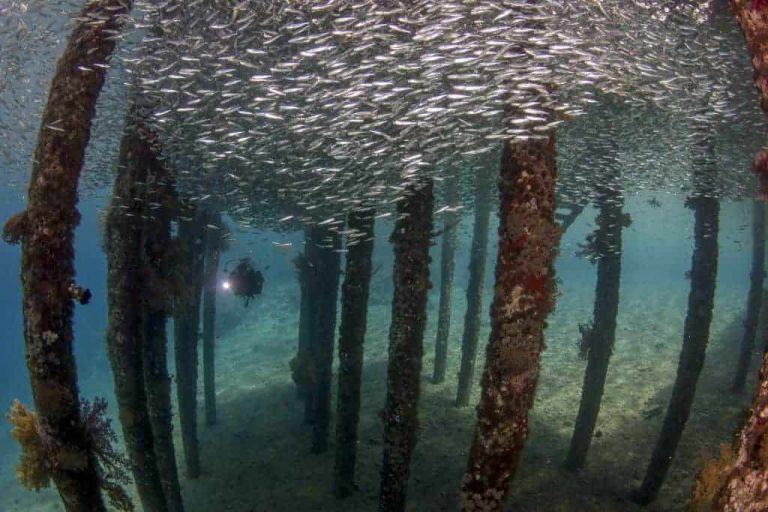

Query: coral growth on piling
[6,398,134,511]
[461,136,559,511]
[7,400,50,490]
[728,0,768,196]
[710,349,768,511]
[379,179,434,512]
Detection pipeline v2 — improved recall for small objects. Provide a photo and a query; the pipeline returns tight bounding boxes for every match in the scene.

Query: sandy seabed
[0,269,758,512]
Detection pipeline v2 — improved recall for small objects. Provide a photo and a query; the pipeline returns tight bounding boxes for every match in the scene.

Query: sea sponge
[6,399,51,490]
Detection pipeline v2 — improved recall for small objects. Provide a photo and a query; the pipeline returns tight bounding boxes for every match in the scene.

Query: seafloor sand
[0,275,758,512]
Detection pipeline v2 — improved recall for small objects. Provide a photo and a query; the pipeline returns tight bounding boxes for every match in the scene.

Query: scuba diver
[224,257,264,306]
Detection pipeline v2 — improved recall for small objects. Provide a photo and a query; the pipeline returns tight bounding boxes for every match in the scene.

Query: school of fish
[0,0,764,236]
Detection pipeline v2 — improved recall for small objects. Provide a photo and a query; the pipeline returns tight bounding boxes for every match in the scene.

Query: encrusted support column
[433,175,459,384]
[460,136,559,511]
[1,2,131,510]
[334,208,375,498]
[174,206,207,478]
[143,171,185,511]
[202,214,223,426]
[715,348,768,511]
[299,227,323,424]
[733,199,765,393]
[291,229,316,403]
[729,1,768,196]
[455,165,493,407]
[697,263,768,508]
[634,132,720,505]
[293,226,342,441]
[564,146,625,471]
[104,111,168,512]
[704,6,768,507]
[310,228,342,453]
[378,180,434,512]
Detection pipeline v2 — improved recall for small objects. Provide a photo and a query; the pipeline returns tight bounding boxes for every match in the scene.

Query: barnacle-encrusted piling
[564,154,625,471]
[143,170,185,512]
[334,208,376,498]
[174,206,207,478]
[713,348,768,510]
[729,1,768,196]
[733,199,765,393]
[433,175,459,384]
[104,111,168,512]
[460,136,559,511]
[456,164,493,407]
[1,1,131,509]
[298,227,322,423]
[711,8,768,506]
[292,230,316,403]
[310,227,342,453]
[295,225,342,448]
[203,214,224,426]
[379,179,434,512]
[634,132,720,505]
